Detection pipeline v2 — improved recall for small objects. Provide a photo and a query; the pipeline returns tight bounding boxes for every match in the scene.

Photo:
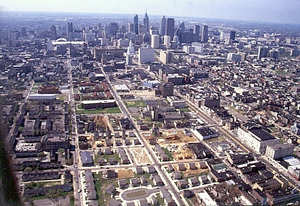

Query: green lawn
[126,100,147,108]
[162,147,174,161]
[94,173,118,206]
[179,107,190,112]
[102,153,121,163]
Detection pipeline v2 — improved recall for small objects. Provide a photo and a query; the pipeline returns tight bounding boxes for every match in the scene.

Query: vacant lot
[126,100,147,108]
[117,169,135,179]
[130,148,152,164]
[160,130,197,144]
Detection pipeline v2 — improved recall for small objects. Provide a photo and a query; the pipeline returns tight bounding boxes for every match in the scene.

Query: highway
[100,65,187,206]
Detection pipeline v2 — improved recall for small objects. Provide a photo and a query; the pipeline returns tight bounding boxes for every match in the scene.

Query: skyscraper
[50,25,57,40]
[194,25,200,42]
[201,25,208,43]
[229,30,236,41]
[151,34,160,49]
[143,12,149,33]
[67,22,73,41]
[107,22,119,36]
[128,23,134,33]
[166,18,175,39]
[160,16,166,36]
[258,46,268,59]
[134,15,139,35]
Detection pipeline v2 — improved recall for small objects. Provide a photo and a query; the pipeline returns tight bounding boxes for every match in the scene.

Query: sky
[1,0,299,24]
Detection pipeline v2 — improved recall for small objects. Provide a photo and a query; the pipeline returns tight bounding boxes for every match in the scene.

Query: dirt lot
[131,90,157,99]
[130,148,152,165]
[172,145,195,160]
[173,163,210,177]
[117,169,135,179]
[159,130,197,144]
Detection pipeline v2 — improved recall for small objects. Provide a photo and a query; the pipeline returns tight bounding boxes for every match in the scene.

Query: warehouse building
[81,100,117,109]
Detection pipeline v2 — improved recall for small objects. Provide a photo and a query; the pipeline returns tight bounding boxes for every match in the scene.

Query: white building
[265,143,294,160]
[237,127,279,154]
[138,47,154,64]
[160,50,170,64]
[114,84,130,92]
[151,34,160,49]
[227,53,242,62]
[28,94,57,101]
[164,35,171,48]
[167,96,186,108]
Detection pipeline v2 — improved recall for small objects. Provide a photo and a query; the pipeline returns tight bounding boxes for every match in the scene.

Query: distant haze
[1,0,299,24]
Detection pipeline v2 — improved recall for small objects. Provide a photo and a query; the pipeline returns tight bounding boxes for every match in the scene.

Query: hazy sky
[1,0,299,24]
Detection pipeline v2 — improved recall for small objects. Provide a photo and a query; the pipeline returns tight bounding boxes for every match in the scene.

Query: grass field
[126,100,147,108]
[125,189,147,199]
[94,173,118,206]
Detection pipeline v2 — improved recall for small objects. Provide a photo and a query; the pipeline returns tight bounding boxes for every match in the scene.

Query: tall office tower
[107,22,119,36]
[50,25,57,40]
[67,22,73,41]
[257,46,268,59]
[143,12,149,32]
[229,30,236,41]
[193,25,200,42]
[134,15,139,34]
[194,25,200,36]
[160,16,166,36]
[128,23,134,33]
[175,22,185,43]
[166,18,175,39]
[151,34,160,49]
[201,25,208,43]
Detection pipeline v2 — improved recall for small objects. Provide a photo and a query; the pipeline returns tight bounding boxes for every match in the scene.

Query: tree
[24,167,32,173]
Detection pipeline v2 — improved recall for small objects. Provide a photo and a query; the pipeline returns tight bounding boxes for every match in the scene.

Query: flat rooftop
[81,100,116,104]
[249,128,276,141]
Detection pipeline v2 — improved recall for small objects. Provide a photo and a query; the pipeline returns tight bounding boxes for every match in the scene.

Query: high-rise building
[138,47,155,64]
[194,25,200,36]
[229,30,236,41]
[258,46,268,59]
[128,23,134,33]
[134,15,139,34]
[166,18,175,39]
[193,25,200,42]
[106,22,119,36]
[50,25,57,40]
[164,35,171,48]
[151,34,160,49]
[143,12,149,32]
[160,50,170,64]
[67,22,73,41]
[160,16,166,36]
[201,25,208,43]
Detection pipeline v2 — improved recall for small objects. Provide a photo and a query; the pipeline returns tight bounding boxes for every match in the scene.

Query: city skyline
[1,0,300,24]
